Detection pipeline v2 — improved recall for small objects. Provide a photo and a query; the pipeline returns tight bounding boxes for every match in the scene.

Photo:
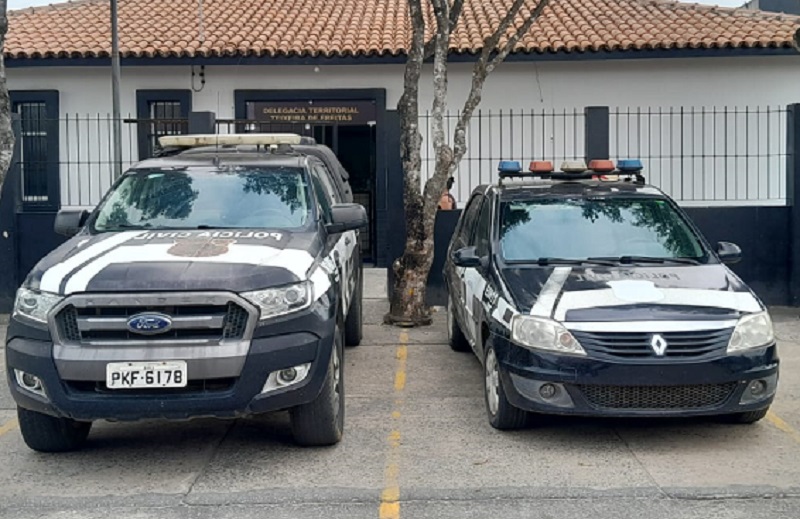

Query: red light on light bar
[589,160,615,173]
[529,161,554,173]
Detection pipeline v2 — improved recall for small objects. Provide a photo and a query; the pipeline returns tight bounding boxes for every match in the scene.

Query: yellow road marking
[379,333,408,519]
[767,411,800,444]
[0,418,18,438]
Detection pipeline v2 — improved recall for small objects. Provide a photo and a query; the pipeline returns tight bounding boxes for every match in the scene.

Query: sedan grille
[577,383,738,410]
[571,328,733,359]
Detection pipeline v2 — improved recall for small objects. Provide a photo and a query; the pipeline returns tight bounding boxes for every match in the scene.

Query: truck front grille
[53,293,254,346]
[577,382,738,410]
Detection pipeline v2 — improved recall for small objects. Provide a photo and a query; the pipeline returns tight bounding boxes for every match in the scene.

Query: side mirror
[717,241,742,265]
[452,246,482,268]
[54,209,90,237]
[327,203,368,234]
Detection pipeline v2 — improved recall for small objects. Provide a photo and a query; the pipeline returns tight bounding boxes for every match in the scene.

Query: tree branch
[488,0,550,71]
[422,0,465,59]
[422,0,455,213]
[0,0,13,193]
[451,0,550,164]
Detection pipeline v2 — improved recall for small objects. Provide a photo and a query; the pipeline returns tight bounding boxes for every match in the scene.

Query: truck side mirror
[327,203,368,234]
[717,241,742,265]
[452,246,482,268]
[54,209,90,237]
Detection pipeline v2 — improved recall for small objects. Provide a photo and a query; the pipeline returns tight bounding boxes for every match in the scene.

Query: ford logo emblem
[127,313,173,335]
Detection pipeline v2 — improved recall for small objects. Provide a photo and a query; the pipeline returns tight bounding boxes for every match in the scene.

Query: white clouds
[9,0,56,10]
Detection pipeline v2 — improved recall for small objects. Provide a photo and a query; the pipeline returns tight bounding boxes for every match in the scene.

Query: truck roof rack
[158,133,315,148]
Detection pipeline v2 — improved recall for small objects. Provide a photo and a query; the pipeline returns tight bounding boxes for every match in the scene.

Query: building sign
[252,100,377,125]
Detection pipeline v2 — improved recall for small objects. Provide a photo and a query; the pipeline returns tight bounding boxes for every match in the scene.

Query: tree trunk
[387,0,549,327]
[0,0,13,192]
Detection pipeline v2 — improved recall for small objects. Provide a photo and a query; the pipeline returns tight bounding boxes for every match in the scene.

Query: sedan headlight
[728,311,774,353]
[242,282,312,321]
[511,315,586,356]
[13,288,62,325]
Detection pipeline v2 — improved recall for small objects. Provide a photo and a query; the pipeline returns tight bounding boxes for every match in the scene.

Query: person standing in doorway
[438,176,457,210]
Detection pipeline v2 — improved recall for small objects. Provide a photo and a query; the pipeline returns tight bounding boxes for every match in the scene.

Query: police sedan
[444,160,778,430]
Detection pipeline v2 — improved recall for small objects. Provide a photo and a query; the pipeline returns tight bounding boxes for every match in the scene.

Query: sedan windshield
[499,197,707,263]
[92,167,312,232]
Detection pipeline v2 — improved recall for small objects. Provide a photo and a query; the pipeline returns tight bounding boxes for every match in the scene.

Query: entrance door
[329,125,376,263]
[303,124,377,263]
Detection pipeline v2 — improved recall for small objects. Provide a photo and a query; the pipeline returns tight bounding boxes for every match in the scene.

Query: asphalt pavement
[1,268,799,518]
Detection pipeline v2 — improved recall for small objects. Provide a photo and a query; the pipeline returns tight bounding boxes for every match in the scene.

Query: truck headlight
[13,288,62,325]
[242,282,312,321]
[511,315,586,356]
[728,311,774,353]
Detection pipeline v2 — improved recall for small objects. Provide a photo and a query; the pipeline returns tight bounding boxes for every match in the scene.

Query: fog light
[14,369,46,398]
[748,379,768,396]
[740,374,778,405]
[278,368,298,384]
[261,363,312,394]
[539,383,558,400]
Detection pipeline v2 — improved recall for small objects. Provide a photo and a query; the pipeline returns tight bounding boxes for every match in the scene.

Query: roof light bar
[158,133,305,148]
[560,160,588,173]
[529,161,554,173]
[616,159,644,172]
[588,159,615,173]
[498,161,523,173]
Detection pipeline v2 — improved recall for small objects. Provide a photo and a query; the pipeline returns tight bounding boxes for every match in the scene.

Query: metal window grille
[15,102,50,203]
[610,106,788,206]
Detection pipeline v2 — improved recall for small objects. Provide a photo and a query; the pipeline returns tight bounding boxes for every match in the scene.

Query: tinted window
[473,198,492,256]
[455,195,483,246]
[499,197,706,262]
[311,169,335,224]
[314,163,341,204]
[93,167,311,232]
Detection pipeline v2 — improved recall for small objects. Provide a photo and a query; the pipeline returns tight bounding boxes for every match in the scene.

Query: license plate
[106,361,187,389]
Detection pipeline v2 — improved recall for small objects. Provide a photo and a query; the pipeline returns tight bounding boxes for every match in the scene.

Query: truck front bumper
[6,317,336,422]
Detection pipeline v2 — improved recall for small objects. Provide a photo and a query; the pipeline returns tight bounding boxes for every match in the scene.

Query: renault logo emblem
[650,334,668,356]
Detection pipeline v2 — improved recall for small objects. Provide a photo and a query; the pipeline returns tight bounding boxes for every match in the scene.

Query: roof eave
[5,45,799,68]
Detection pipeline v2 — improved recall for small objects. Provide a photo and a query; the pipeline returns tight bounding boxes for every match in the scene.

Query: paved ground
[1,269,800,518]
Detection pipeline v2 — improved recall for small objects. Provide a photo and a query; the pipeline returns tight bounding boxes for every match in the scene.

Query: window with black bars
[15,102,50,203]
[145,101,186,158]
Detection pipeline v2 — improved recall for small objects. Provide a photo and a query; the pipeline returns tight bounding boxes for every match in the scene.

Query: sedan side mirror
[717,241,742,265]
[452,246,482,268]
[54,209,90,237]
[327,203,368,234]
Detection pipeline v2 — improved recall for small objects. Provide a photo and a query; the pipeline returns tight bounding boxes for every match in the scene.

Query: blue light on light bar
[617,159,644,172]
[498,161,522,173]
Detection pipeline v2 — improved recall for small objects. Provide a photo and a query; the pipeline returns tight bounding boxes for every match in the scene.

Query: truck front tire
[290,328,345,446]
[344,267,363,347]
[17,406,92,453]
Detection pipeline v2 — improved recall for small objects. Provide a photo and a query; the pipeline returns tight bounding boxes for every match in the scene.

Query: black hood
[28,229,321,295]
[499,264,761,322]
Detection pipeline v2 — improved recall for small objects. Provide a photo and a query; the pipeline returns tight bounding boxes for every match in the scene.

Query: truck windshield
[499,197,708,263]
[92,167,312,232]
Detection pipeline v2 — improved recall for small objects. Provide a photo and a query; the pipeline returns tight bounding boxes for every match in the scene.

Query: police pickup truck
[445,159,778,430]
[6,134,367,451]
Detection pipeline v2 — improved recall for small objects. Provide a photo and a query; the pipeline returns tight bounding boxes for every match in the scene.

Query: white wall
[9,54,800,207]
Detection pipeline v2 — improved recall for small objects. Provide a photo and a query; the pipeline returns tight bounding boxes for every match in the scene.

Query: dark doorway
[312,124,377,263]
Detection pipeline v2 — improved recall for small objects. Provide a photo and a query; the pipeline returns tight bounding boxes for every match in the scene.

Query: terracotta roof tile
[6,0,800,60]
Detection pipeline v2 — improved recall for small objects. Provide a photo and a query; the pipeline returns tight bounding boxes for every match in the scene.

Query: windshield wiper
[588,256,702,265]
[531,257,618,267]
[109,223,154,230]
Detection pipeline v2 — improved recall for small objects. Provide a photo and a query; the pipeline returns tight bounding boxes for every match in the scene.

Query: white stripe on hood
[39,232,145,293]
